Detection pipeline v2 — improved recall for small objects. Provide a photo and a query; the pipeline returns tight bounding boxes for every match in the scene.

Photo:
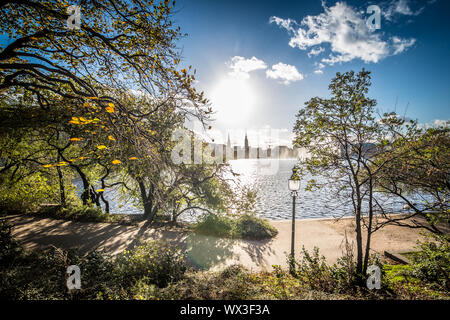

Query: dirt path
[3,214,427,272]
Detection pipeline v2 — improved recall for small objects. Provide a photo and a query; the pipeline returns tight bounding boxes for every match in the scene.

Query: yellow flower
[97,145,107,150]
[70,137,83,141]
[108,135,116,141]
[43,164,53,168]
[69,117,80,125]
[112,159,121,165]
[105,103,115,113]
[128,157,138,160]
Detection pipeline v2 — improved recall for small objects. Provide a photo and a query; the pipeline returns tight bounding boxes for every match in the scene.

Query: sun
[209,77,256,125]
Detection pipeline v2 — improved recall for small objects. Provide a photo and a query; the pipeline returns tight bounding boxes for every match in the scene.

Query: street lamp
[288,167,300,275]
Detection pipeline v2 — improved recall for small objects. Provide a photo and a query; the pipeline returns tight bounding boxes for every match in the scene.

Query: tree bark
[138,179,156,221]
[363,177,374,275]
[56,155,66,207]
[354,183,364,282]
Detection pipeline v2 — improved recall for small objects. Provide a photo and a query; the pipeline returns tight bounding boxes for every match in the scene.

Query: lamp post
[288,168,300,275]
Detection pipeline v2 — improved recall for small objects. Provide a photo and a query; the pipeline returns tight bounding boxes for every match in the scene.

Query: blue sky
[175,0,450,145]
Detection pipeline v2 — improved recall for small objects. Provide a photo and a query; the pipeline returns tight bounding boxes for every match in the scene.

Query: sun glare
[209,77,256,125]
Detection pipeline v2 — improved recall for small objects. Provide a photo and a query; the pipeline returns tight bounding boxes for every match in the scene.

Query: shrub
[129,277,160,300]
[191,213,278,240]
[293,247,336,292]
[0,245,117,300]
[235,214,278,240]
[70,250,115,299]
[159,265,251,300]
[0,173,57,215]
[0,246,68,299]
[331,255,358,291]
[113,240,186,288]
[0,220,21,266]
[215,264,251,299]
[410,234,449,290]
[191,213,235,238]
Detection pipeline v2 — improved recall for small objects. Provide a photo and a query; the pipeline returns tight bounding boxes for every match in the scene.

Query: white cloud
[228,56,267,80]
[391,36,416,54]
[384,0,425,21]
[270,2,416,67]
[313,62,325,74]
[269,16,297,33]
[417,119,449,129]
[266,63,304,85]
[307,47,325,57]
[433,119,449,127]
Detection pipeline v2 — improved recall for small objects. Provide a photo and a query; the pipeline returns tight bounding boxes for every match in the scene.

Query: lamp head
[288,167,300,191]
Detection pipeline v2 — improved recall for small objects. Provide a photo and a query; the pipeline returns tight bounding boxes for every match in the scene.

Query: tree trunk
[77,170,91,205]
[100,193,110,214]
[138,180,155,221]
[56,155,66,207]
[355,206,364,280]
[99,178,109,214]
[355,183,364,283]
[363,177,374,275]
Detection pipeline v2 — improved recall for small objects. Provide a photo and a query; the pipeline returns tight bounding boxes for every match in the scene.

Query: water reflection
[74,159,422,221]
[229,159,343,220]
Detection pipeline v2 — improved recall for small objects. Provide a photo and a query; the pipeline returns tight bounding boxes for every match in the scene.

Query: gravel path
[3,214,427,271]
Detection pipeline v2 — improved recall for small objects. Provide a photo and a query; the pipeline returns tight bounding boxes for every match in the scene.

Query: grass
[191,213,278,240]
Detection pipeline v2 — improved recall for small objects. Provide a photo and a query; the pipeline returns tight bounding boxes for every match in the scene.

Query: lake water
[227,159,341,220]
[76,159,413,221]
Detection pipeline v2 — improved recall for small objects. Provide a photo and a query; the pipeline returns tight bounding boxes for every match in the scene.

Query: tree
[0,0,211,157]
[0,0,217,219]
[293,69,407,282]
[373,122,450,234]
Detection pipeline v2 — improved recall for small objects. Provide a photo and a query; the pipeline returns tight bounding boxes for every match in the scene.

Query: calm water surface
[76,159,412,221]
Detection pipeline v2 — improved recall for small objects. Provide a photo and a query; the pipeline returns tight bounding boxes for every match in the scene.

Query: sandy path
[3,214,427,272]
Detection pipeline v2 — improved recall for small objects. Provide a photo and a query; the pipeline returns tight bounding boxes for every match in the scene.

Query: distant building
[217,133,301,160]
[244,132,249,159]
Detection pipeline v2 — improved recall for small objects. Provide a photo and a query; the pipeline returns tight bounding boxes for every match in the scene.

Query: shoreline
[110,212,409,224]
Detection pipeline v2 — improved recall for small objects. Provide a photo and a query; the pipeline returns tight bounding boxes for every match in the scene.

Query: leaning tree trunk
[363,177,374,275]
[56,155,66,207]
[355,194,364,284]
[138,180,156,221]
[77,169,91,205]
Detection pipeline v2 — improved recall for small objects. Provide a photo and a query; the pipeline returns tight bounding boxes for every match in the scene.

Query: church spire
[244,131,249,149]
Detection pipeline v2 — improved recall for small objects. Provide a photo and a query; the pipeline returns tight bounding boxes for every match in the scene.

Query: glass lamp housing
[288,179,300,191]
